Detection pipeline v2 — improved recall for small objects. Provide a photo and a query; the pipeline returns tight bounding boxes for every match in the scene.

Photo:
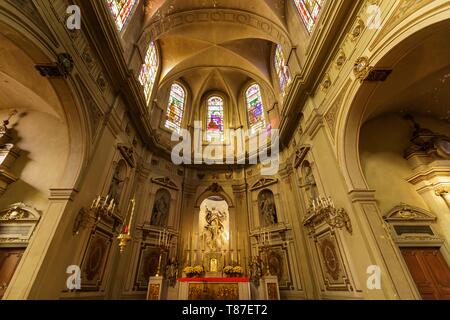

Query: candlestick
[104,195,109,208]
[127,199,135,236]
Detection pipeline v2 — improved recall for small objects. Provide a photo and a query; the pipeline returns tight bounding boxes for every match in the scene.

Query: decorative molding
[370,0,436,50]
[350,17,365,42]
[250,178,278,191]
[294,146,311,169]
[5,0,59,46]
[383,204,437,222]
[324,79,351,140]
[49,188,78,201]
[0,203,41,245]
[140,9,291,49]
[151,177,179,191]
[353,56,373,82]
[348,189,377,203]
[35,53,74,78]
[118,144,136,168]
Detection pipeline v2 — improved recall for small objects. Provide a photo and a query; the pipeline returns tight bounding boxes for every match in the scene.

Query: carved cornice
[250,178,278,191]
[49,188,78,201]
[384,204,437,222]
[294,146,311,169]
[152,177,179,191]
[140,9,292,49]
[348,189,377,203]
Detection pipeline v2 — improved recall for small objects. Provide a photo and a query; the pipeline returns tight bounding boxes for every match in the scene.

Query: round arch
[195,186,235,208]
[0,19,89,190]
[337,13,450,191]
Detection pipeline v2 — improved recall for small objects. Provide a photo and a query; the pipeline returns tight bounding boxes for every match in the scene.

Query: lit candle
[127,199,135,236]
[104,195,109,208]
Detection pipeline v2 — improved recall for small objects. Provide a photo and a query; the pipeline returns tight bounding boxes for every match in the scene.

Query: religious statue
[0,110,17,146]
[302,163,319,205]
[151,190,170,226]
[259,191,278,226]
[210,258,218,273]
[249,257,262,286]
[203,206,227,250]
[165,257,178,287]
[109,164,125,204]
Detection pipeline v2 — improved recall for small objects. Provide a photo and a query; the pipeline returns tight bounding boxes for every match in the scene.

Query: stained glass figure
[106,0,137,32]
[165,83,186,133]
[139,42,158,105]
[206,96,224,142]
[246,84,266,134]
[293,0,325,33]
[274,44,292,95]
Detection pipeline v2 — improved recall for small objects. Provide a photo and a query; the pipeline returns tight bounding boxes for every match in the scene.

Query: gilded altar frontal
[1,0,450,303]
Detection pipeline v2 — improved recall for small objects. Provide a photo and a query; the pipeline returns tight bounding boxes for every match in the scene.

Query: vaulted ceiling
[141,0,289,117]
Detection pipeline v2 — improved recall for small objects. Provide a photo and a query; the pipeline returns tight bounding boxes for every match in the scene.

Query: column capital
[348,189,376,203]
[49,188,78,201]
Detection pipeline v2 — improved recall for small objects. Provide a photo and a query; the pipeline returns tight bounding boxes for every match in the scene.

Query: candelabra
[304,196,352,234]
[155,228,171,277]
[90,195,116,222]
[258,230,271,276]
[117,198,135,253]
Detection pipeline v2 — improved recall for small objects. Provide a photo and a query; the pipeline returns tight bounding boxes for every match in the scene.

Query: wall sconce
[435,187,450,208]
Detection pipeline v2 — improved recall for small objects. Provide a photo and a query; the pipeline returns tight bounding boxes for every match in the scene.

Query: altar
[177,277,251,300]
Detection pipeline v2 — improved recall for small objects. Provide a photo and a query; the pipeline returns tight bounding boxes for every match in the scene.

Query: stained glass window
[165,83,185,133]
[206,96,224,142]
[106,0,137,32]
[139,42,159,105]
[294,0,325,33]
[246,84,266,134]
[274,44,291,94]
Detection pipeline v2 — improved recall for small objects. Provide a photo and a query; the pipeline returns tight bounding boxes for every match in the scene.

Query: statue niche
[258,190,278,227]
[301,161,319,206]
[151,189,171,227]
[108,160,127,205]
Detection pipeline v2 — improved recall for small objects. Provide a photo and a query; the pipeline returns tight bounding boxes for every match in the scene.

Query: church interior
[0,0,450,300]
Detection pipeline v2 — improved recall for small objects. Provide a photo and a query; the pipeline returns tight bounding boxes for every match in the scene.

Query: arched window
[139,42,159,105]
[246,84,266,134]
[274,44,291,95]
[294,0,325,33]
[206,96,224,142]
[165,83,186,133]
[106,0,137,32]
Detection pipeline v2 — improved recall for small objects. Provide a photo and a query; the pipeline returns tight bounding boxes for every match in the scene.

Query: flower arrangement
[223,266,234,275]
[223,265,243,277]
[183,266,194,276]
[184,265,204,277]
[232,266,243,275]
